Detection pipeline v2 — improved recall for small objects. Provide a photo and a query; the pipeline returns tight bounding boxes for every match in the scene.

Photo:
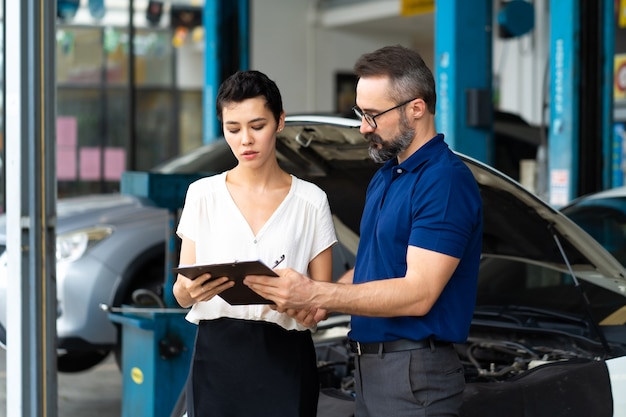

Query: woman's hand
[173,273,235,307]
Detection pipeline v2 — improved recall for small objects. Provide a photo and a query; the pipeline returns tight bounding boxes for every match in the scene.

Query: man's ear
[410,98,427,119]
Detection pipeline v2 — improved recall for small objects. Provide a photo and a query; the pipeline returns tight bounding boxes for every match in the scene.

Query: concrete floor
[0,349,122,417]
[0,348,355,417]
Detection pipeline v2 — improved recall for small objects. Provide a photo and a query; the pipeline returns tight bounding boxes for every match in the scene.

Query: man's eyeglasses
[352,97,418,129]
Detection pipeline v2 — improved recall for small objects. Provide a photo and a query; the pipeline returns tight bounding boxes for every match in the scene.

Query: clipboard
[172,260,278,305]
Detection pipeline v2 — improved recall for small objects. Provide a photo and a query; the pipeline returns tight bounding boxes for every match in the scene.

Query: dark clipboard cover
[172,260,278,305]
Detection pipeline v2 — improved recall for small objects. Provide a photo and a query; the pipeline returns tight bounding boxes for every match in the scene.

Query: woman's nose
[241,129,253,145]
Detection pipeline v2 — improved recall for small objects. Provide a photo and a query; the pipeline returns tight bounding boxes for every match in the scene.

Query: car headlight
[56,227,113,263]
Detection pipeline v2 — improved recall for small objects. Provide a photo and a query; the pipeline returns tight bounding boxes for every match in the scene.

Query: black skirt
[186,317,319,417]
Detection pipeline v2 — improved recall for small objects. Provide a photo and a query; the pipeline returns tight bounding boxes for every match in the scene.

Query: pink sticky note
[57,148,77,180]
[104,147,126,181]
[56,116,77,147]
[79,147,101,180]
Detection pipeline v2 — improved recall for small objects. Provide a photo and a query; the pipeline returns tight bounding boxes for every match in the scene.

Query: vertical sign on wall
[620,0,626,27]
[548,0,579,207]
[612,0,626,187]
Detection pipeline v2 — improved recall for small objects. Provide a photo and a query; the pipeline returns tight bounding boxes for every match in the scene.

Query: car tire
[113,334,123,371]
[0,323,5,349]
[112,260,167,372]
[57,349,110,373]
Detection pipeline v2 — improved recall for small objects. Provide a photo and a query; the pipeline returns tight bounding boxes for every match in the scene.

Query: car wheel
[111,290,166,371]
[113,332,123,371]
[57,349,110,373]
[112,258,167,371]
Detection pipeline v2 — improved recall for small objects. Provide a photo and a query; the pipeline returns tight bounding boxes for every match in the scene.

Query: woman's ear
[277,111,286,132]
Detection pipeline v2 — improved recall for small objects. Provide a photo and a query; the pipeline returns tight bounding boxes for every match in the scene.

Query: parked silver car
[0,115,625,417]
[0,115,370,373]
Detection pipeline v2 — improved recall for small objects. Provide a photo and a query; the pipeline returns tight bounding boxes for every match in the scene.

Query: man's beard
[365,115,415,163]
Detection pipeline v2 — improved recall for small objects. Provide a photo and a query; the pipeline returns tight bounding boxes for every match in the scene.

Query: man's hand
[244,268,316,311]
[278,307,328,327]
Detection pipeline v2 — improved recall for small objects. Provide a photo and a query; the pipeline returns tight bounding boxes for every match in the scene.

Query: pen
[272,254,285,268]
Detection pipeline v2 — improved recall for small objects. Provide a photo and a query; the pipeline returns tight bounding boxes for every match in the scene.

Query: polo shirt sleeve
[409,166,481,258]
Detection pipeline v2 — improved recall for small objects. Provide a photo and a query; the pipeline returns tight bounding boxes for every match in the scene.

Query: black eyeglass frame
[352,97,418,129]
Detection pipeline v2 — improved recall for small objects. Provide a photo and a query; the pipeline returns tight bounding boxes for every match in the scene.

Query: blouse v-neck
[221,173,295,240]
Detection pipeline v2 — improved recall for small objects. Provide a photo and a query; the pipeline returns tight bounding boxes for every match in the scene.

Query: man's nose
[359,118,374,135]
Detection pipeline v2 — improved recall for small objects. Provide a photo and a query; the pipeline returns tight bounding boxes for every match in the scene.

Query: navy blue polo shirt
[350,134,483,344]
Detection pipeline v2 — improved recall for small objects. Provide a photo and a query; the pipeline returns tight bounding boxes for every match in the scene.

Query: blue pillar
[238,0,250,71]
[203,0,250,143]
[602,0,616,188]
[434,0,493,164]
[203,0,220,143]
[548,0,580,206]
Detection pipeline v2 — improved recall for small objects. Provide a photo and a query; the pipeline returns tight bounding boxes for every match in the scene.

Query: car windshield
[561,197,626,267]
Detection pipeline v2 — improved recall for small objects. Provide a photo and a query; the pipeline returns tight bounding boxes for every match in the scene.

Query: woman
[173,70,336,416]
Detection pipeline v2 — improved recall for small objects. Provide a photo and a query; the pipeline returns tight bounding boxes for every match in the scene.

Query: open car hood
[283,115,626,297]
[460,153,626,296]
[120,114,626,298]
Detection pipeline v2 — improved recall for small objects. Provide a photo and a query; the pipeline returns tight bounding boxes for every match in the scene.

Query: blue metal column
[118,172,204,415]
[548,0,580,206]
[110,311,196,417]
[238,0,250,71]
[434,0,493,164]
[203,0,220,142]
[602,0,617,188]
[203,0,250,143]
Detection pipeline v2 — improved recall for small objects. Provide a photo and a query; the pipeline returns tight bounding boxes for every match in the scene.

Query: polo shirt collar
[381,133,447,175]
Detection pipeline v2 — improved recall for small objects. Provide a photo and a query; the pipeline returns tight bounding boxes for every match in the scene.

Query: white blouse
[176,172,337,331]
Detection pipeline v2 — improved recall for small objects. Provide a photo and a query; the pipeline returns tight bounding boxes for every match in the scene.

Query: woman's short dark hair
[216,70,283,124]
[353,45,437,114]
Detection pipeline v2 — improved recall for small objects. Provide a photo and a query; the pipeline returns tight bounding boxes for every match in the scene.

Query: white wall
[176,43,205,89]
[250,0,418,114]
[492,0,550,126]
[249,0,310,112]
[310,28,415,113]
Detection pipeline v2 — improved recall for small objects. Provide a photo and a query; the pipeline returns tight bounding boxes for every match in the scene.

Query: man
[245,45,483,417]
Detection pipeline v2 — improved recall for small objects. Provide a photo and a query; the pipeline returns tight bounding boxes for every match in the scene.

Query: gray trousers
[354,343,464,417]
